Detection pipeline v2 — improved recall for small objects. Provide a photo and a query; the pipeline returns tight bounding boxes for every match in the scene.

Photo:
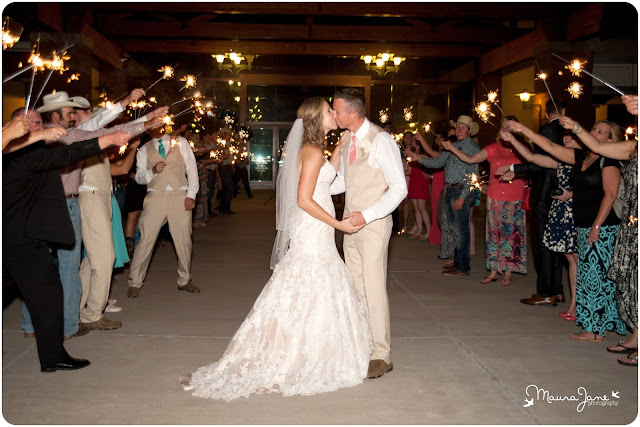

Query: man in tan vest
[127,125,200,297]
[330,88,407,379]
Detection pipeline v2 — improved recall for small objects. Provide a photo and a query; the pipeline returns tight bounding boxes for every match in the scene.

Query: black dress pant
[233,166,253,198]
[3,238,69,369]
[218,164,234,212]
[531,207,564,297]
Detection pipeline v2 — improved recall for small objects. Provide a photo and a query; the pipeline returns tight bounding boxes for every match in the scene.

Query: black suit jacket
[513,119,565,215]
[3,138,102,246]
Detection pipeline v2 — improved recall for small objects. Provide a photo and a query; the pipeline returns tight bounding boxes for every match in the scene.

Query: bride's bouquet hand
[338,218,364,234]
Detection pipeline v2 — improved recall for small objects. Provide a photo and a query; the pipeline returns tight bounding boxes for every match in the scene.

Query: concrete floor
[2,190,637,424]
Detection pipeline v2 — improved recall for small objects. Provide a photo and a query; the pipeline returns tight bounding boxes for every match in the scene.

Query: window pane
[250,128,274,181]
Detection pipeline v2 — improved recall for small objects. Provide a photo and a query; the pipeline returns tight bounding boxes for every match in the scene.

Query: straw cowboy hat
[36,91,84,113]
[449,115,479,137]
[68,96,91,109]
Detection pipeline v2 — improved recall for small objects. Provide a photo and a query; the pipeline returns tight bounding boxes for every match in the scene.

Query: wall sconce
[212,51,254,75]
[361,52,405,76]
[516,89,541,123]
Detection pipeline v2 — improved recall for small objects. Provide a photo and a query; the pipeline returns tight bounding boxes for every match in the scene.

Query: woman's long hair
[297,97,327,151]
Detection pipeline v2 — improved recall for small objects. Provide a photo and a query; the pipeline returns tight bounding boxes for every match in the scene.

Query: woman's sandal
[617,352,638,367]
[480,275,498,284]
[500,278,512,286]
[607,340,638,354]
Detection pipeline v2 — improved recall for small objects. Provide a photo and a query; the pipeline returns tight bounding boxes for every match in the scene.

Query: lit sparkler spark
[160,65,174,79]
[180,74,196,89]
[28,52,46,72]
[566,59,587,77]
[189,141,196,152]
[474,101,495,123]
[486,90,499,103]
[162,115,174,126]
[465,173,488,191]
[403,107,413,122]
[48,51,69,74]
[625,127,637,141]
[379,109,389,124]
[119,143,128,155]
[628,216,638,226]
[66,73,80,83]
[566,82,584,99]
[536,72,548,81]
[2,18,21,50]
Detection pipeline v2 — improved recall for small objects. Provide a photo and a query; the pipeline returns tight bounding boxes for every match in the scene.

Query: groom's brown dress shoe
[520,294,557,306]
[367,359,393,379]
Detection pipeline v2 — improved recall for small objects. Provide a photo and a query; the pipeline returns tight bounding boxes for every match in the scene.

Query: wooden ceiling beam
[565,3,605,41]
[119,39,482,58]
[102,21,511,44]
[88,2,561,19]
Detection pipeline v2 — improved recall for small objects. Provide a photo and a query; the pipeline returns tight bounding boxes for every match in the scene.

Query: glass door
[248,123,294,189]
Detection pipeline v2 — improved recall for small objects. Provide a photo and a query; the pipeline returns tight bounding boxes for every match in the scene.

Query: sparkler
[146,64,178,92]
[552,53,626,96]
[480,82,504,115]
[533,58,559,115]
[625,127,637,141]
[2,17,22,50]
[379,108,389,124]
[403,107,413,122]
[465,173,489,192]
[3,44,75,83]
[566,82,584,99]
[565,59,587,77]
[423,121,437,136]
[474,101,497,128]
[24,35,42,116]
[178,73,199,92]
[628,216,638,227]
[119,143,128,155]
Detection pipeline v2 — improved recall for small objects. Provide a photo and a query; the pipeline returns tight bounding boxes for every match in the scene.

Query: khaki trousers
[128,191,192,289]
[343,215,393,364]
[78,190,115,323]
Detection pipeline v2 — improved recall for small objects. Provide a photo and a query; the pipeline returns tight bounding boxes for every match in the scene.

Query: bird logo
[523,398,534,408]
[612,391,620,399]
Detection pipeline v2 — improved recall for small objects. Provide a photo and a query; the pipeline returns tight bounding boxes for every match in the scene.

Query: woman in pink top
[442,117,528,286]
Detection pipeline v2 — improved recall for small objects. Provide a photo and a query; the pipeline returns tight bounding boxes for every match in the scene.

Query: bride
[181,97,372,401]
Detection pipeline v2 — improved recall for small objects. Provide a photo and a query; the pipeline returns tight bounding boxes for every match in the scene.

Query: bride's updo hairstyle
[297,97,327,151]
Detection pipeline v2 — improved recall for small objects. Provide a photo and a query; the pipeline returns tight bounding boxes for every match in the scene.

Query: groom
[330,88,407,378]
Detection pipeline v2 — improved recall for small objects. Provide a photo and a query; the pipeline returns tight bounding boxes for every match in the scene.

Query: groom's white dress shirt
[330,118,407,224]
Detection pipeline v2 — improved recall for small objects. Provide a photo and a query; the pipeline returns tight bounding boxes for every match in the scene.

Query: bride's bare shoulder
[300,145,324,162]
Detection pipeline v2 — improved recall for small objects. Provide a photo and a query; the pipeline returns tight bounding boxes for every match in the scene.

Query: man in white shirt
[330,88,407,379]
[127,125,200,297]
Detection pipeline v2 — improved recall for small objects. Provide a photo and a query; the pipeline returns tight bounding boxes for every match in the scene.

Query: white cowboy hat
[69,96,91,109]
[449,115,479,137]
[36,91,84,113]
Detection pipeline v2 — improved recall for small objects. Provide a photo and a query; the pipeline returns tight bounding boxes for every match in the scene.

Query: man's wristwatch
[509,164,515,173]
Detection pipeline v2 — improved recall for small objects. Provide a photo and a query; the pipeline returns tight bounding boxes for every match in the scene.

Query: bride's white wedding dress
[182,160,371,401]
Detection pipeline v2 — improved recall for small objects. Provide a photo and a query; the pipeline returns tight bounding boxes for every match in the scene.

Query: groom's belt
[444,183,463,189]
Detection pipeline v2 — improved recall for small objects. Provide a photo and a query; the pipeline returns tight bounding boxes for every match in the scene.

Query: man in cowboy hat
[407,115,481,276]
[19,91,163,339]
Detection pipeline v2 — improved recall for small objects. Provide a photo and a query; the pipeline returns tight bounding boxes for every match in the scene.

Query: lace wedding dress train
[181,161,371,401]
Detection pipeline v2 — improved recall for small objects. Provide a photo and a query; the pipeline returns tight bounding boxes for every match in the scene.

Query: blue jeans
[22,197,82,336]
[444,185,475,274]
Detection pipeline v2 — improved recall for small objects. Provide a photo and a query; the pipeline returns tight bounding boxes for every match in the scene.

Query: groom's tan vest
[146,137,188,192]
[343,123,389,217]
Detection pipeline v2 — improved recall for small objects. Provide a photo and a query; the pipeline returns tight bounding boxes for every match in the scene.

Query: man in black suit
[3,130,130,372]
[501,99,567,306]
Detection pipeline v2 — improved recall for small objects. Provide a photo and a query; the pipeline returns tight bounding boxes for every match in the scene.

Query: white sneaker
[105,303,122,313]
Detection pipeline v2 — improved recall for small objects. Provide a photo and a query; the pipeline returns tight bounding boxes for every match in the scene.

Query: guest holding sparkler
[496,100,567,306]
[503,118,625,342]
[558,108,637,365]
[500,130,581,319]
[127,123,200,298]
[442,117,527,286]
[407,115,480,276]
[407,132,431,239]
[427,132,445,245]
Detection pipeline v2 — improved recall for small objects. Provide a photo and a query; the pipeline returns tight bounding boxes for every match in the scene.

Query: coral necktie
[349,135,357,165]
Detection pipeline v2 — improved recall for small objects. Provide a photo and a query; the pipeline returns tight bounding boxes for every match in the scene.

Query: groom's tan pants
[343,215,393,364]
